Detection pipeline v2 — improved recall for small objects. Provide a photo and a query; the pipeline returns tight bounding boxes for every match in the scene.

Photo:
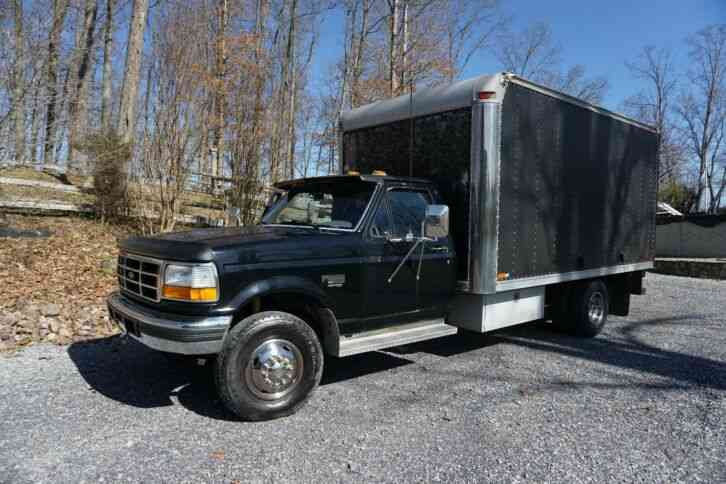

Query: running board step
[337,319,458,357]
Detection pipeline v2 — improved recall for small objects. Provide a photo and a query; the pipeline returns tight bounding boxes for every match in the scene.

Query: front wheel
[215,311,324,421]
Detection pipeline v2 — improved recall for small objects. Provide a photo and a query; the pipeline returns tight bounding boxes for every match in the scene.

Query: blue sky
[312,0,725,111]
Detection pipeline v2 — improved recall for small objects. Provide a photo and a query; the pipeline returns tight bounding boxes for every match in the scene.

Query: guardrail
[0,177,81,193]
[0,199,93,213]
[0,198,224,226]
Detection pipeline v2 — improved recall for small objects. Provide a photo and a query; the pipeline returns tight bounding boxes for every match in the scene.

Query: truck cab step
[337,319,458,357]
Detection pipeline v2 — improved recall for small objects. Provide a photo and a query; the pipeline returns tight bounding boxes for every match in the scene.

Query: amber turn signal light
[162,286,218,302]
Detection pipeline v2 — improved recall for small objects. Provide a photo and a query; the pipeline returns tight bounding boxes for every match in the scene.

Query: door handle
[430,246,448,252]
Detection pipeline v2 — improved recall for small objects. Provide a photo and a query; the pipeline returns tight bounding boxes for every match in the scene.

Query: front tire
[215,311,323,421]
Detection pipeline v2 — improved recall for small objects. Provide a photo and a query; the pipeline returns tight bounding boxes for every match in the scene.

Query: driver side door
[359,187,433,328]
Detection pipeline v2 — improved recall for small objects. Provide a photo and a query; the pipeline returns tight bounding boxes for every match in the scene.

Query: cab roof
[274,174,432,190]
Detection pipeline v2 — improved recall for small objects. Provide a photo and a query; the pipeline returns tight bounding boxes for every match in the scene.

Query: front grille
[117,253,162,302]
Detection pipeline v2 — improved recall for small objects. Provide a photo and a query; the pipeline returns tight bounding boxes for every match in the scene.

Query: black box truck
[108,72,658,420]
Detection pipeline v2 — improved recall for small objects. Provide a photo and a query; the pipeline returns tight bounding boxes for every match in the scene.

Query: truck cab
[108,174,458,420]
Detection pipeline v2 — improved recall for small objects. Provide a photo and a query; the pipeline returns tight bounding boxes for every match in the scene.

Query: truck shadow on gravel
[382,314,726,392]
[67,336,416,421]
[498,316,726,391]
[68,314,725,421]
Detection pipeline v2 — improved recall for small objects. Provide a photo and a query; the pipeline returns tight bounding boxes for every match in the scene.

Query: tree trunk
[100,0,115,131]
[245,0,266,199]
[401,0,408,88]
[118,0,150,145]
[283,0,297,179]
[43,0,71,164]
[67,0,99,171]
[388,0,399,97]
[29,72,42,163]
[350,0,369,108]
[11,0,25,162]
[212,0,228,179]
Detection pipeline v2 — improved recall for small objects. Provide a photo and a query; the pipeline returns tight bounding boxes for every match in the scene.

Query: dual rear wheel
[553,279,610,337]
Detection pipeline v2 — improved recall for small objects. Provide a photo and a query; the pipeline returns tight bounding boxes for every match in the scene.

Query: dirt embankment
[0,215,135,350]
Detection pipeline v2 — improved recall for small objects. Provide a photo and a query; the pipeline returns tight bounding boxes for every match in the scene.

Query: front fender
[218,275,335,314]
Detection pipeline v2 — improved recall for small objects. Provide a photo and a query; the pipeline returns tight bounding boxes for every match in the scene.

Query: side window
[387,189,431,238]
[370,198,393,238]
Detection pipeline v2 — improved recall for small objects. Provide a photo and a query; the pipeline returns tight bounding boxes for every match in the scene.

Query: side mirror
[424,205,449,240]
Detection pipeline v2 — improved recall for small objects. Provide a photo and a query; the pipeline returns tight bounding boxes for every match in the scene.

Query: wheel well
[232,292,339,355]
[545,275,630,318]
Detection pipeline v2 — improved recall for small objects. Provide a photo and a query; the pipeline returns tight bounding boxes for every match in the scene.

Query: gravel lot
[1,273,725,483]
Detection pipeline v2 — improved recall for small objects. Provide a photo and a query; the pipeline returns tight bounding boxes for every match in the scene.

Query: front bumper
[107,291,232,355]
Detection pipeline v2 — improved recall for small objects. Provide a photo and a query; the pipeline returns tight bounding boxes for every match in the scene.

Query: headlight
[162,263,219,302]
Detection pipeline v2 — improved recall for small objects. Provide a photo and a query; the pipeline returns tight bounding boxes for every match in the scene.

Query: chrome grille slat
[117,265,159,277]
[117,253,162,302]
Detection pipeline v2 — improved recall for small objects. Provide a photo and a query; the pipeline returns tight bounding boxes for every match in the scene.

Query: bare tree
[100,0,115,131]
[496,22,559,79]
[676,24,726,214]
[135,2,207,233]
[496,22,608,104]
[387,0,400,95]
[67,0,99,170]
[624,46,683,184]
[282,0,298,180]
[118,0,150,145]
[232,0,270,217]
[211,0,229,179]
[43,0,71,163]
[540,65,609,104]
[441,0,507,82]
[11,0,25,161]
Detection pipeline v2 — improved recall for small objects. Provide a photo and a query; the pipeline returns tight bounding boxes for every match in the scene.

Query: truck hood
[119,225,353,263]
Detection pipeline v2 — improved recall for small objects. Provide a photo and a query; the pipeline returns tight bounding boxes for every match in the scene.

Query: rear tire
[568,280,609,337]
[551,280,609,337]
[215,311,323,421]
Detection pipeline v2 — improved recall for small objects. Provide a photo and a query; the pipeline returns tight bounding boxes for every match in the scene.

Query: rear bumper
[107,291,232,355]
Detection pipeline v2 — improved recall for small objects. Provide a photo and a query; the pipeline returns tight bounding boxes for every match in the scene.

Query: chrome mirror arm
[387,237,424,284]
[387,221,434,284]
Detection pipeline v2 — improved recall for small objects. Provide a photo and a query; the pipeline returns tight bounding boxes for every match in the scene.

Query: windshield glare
[262,181,376,229]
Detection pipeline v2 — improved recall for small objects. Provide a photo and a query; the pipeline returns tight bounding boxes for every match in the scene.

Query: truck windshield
[261,180,376,230]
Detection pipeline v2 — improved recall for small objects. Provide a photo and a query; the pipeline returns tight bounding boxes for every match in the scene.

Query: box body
[341,73,657,295]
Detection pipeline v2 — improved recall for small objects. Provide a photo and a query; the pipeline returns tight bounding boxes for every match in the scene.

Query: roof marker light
[478,91,496,100]
[372,170,387,176]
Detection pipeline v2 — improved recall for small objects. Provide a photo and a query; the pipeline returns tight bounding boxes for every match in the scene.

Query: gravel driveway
[1,273,725,483]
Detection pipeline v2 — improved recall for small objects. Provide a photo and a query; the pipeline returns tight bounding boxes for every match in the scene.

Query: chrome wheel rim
[245,338,303,401]
[588,291,605,325]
